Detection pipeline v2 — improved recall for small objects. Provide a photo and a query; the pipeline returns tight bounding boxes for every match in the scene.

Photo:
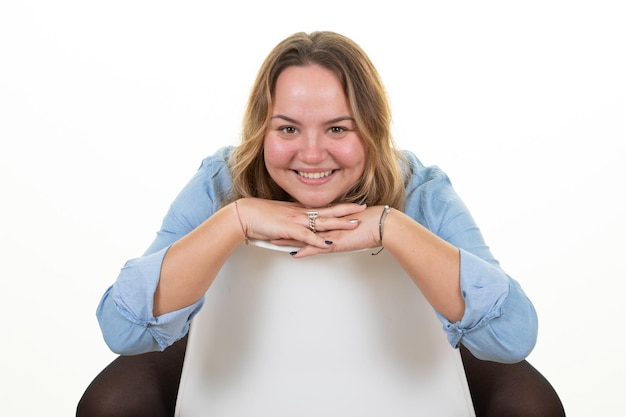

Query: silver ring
[306,211,318,233]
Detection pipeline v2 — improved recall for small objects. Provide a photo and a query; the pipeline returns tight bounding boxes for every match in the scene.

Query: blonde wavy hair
[229,31,407,209]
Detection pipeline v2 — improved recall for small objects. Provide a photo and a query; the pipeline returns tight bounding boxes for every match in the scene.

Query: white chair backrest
[175,240,475,416]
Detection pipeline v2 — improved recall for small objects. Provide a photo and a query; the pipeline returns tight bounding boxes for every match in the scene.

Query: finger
[270,239,304,247]
[295,230,336,250]
[289,243,331,258]
[310,216,361,233]
[318,203,367,218]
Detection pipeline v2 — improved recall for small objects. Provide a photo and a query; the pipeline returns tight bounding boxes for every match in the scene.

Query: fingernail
[349,219,360,224]
[325,240,333,245]
[289,251,298,256]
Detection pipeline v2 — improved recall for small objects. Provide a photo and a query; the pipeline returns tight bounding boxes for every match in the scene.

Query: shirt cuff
[438,248,510,349]
[110,246,204,351]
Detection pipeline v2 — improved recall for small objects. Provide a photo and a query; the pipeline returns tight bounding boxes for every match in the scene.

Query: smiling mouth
[297,170,334,179]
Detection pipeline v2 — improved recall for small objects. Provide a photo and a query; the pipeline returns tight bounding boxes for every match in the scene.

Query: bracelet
[372,205,391,256]
[233,200,249,245]
[379,205,391,243]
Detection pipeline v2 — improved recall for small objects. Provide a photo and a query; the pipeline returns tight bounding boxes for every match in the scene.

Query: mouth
[296,170,335,179]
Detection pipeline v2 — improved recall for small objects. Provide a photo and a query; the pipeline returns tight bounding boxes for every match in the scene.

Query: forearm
[382,209,465,322]
[154,202,244,316]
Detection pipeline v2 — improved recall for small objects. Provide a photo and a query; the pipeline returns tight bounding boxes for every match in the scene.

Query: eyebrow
[270,114,356,125]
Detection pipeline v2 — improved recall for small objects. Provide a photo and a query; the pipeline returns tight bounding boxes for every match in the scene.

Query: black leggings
[76,335,565,417]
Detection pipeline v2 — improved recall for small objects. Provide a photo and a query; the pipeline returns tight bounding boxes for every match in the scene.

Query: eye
[327,126,350,138]
[277,126,299,137]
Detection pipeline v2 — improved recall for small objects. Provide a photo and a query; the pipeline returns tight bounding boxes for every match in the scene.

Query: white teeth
[298,170,333,179]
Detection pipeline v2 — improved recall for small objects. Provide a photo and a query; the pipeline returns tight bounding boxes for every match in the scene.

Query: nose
[299,131,327,164]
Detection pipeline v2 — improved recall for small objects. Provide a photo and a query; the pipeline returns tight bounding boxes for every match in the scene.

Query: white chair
[175,240,475,416]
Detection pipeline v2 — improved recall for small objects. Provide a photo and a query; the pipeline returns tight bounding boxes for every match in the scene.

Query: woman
[77,31,564,416]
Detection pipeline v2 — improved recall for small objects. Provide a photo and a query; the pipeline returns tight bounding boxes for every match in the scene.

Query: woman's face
[264,64,366,208]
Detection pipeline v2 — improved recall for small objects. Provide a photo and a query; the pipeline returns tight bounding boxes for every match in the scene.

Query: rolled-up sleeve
[436,249,537,363]
[403,151,538,363]
[96,247,205,355]
[96,147,235,355]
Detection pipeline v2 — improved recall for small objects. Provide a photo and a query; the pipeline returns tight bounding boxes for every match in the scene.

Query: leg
[76,335,187,417]
[460,345,565,417]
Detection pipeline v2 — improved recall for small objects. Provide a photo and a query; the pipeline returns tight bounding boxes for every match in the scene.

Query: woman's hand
[281,204,388,257]
[235,198,367,251]
[155,198,365,315]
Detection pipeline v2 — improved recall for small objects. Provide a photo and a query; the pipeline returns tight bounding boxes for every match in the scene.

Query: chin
[293,195,337,209]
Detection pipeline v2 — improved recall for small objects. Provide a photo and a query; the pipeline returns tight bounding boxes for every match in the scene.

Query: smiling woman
[77,31,564,417]
[263,65,366,208]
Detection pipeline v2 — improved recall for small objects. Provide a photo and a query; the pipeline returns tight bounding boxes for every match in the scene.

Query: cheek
[333,139,366,172]
[263,136,291,171]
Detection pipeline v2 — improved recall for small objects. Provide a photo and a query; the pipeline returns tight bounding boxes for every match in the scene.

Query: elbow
[101,332,135,356]
[96,292,161,355]
[100,322,160,356]
[510,319,538,362]
[461,286,539,364]
[504,308,539,363]
[490,328,537,364]
[498,282,539,363]
[462,317,537,364]
[484,307,538,364]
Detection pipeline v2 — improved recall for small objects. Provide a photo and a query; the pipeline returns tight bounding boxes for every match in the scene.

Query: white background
[1,1,624,416]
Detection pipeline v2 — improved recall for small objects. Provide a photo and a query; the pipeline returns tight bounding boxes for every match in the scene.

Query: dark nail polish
[289,251,298,256]
[325,240,333,245]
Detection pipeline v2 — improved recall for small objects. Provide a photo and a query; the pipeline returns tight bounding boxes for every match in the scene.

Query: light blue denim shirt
[97,146,537,363]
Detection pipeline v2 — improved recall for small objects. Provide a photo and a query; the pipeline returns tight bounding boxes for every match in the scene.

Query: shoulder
[190,146,236,200]
[196,146,235,176]
[400,150,469,231]
[400,149,452,192]
[141,147,237,253]
[168,146,235,220]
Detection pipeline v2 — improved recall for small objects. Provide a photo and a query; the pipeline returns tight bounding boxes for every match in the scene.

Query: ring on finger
[306,211,319,233]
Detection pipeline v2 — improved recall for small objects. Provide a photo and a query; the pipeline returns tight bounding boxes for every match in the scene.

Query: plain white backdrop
[1,1,624,415]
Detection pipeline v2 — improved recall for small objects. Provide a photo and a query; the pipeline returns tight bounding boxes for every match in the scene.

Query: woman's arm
[97,195,365,354]
[382,208,537,363]
[382,209,464,322]
[290,158,538,363]
[153,203,246,316]
[155,198,366,315]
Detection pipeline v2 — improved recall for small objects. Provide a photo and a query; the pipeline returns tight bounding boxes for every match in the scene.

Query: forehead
[272,65,351,116]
